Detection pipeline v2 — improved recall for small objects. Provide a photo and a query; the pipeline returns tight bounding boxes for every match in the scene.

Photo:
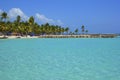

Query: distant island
[0,12,117,39]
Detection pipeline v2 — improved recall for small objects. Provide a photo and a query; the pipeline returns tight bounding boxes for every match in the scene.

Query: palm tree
[28,16,34,25]
[58,26,62,35]
[28,16,35,35]
[65,27,69,35]
[14,15,21,35]
[1,12,8,22]
[16,15,21,23]
[0,12,9,36]
[75,28,78,35]
[85,30,88,34]
[61,27,64,35]
[44,23,49,27]
[33,23,40,35]
[81,25,85,34]
[28,16,34,32]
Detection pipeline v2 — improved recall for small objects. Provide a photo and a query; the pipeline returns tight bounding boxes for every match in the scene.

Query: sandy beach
[0,35,38,39]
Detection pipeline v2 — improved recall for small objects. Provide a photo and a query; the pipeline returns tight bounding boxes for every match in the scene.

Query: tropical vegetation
[0,12,88,36]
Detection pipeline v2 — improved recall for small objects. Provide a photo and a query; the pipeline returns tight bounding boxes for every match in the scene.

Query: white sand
[0,35,38,39]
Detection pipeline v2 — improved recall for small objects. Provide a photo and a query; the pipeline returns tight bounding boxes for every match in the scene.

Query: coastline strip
[0,34,117,39]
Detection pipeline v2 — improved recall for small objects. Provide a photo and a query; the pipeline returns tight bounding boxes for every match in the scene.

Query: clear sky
[0,0,120,33]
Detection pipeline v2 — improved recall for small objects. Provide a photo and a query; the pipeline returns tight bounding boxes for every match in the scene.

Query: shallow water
[0,38,120,80]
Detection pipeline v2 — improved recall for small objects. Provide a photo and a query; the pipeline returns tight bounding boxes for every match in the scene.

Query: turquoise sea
[0,38,120,80]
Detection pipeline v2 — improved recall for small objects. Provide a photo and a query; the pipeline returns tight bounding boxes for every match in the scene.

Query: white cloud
[8,8,28,21]
[35,13,63,25]
[56,20,64,25]
[0,8,63,25]
[35,13,54,23]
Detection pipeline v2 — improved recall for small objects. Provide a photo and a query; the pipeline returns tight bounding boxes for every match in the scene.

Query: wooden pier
[38,34,117,38]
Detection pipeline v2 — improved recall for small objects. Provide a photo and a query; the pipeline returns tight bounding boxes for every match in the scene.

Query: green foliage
[75,28,79,34]
[85,30,88,34]
[0,12,89,36]
[81,25,85,33]
[1,12,8,22]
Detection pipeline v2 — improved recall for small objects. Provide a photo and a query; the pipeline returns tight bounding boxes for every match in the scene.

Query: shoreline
[0,35,38,39]
[0,34,118,39]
